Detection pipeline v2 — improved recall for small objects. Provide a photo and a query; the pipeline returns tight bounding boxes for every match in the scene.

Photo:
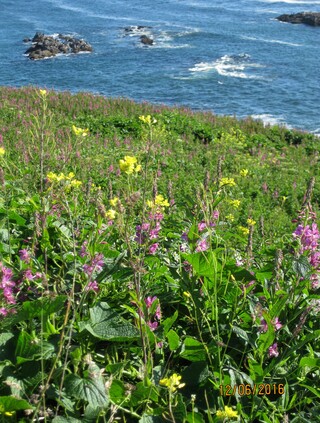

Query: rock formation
[277,12,320,26]
[24,32,93,60]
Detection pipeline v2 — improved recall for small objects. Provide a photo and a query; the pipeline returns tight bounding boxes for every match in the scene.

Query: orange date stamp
[219,384,285,396]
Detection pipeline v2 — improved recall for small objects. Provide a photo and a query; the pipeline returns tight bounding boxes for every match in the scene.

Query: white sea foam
[250,114,288,127]
[189,54,266,79]
[242,35,303,47]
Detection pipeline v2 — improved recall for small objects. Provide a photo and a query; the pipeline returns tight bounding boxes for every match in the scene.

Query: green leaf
[167,329,180,351]
[183,251,219,278]
[299,384,320,398]
[64,362,109,408]
[292,256,311,278]
[15,331,55,364]
[181,361,210,386]
[52,418,82,423]
[130,382,158,407]
[109,380,126,405]
[79,302,139,341]
[2,295,67,327]
[162,311,178,336]
[0,396,33,413]
[180,337,207,362]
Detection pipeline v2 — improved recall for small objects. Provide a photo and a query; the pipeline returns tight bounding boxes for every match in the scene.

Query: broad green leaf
[292,256,311,279]
[167,329,180,351]
[79,302,139,341]
[15,331,55,364]
[52,418,81,423]
[183,251,218,278]
[181,361,210,386]
[1,295,67,327]
[64,362,109,408]
[130,382,158,407]
[162,311,178,335]
[0,396,33,413]
[109,380,126,405]
[180,337,207,362]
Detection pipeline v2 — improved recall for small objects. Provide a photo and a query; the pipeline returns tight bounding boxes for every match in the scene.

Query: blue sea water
[1,0,320,133]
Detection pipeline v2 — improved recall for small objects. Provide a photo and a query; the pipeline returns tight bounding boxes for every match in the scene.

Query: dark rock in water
[124,25,152,34]
[23,37,31,43]
[277,12,320,26]
[140,35,154,45]
[24,33,93,60]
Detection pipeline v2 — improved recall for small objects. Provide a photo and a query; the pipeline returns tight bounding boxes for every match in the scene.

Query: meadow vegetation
[0,86,319,422]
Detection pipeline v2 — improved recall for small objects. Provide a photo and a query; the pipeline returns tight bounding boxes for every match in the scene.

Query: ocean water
[1,0,320,133]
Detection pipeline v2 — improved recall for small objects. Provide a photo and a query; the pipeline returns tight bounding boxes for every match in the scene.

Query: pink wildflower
[148,321,158,331]
[149,243,159,255]
[260,318,268,333]
[198,221,206,232]
[195,239,209,252]
[85,280,99,292]
[19,249,31,263]
[268,343,279,358]
[273,317,283,331]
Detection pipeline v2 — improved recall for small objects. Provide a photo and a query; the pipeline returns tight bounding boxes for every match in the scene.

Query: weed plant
[0,86,319,422]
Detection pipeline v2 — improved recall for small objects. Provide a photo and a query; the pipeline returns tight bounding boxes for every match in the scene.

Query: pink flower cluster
[0,262,16,316]
[135,213,163,255]
[145,296,161,331]
[293,222,320,288]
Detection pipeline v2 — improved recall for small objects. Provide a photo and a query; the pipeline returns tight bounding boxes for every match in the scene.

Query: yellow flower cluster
[147,194,170,210]
[238,226,249,236]
[159,373,185,393]
[119,156,141,175]
[105,209,116,220]
[109,197,119,207]
[226,214,235,222]
[240,168,249,177]
[72,125,89,137]
[219,178,236,188]
[39,89,47,97]
[216,406,238,419]
[247,218,256,226]
[229,199,241,209]
[139,115,157,125]
[46,172,82,189]
[0,147,5,156]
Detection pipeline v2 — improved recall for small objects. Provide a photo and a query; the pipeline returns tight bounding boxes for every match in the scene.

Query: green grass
[0,86,319,423]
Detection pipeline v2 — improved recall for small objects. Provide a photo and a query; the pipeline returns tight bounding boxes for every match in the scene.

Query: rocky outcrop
[277,12,320,26]
[123,26,154,46]
[140,35,154,45]
[24,32,93,60]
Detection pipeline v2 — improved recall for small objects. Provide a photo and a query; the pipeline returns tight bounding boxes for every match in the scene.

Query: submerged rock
[277,12,320,26]
[140,35,154,45]
[24,32,93,60]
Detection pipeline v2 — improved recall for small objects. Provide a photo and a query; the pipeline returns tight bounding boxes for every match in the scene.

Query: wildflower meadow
[0,86,319,422]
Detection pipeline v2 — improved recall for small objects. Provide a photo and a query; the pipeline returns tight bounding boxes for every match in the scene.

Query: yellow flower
[238,226,249,236]
[183,291,191,298]
[0,147,5,156]
[247,218,256,226]
[119,156,140,175]
[72,125,89,137]
[105,209,116,220]
[139,115,157,125]
[109,197,119,207]
[226,214,234,222]
[229,199,241,209]
[39,89,47,97]
[240,168,249,177]
[216,406,238,419]
[147,194,170,211]
[70,179,82,188]
[219,178,236,188]
[159,373,185,393]
[155,194,170,208]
